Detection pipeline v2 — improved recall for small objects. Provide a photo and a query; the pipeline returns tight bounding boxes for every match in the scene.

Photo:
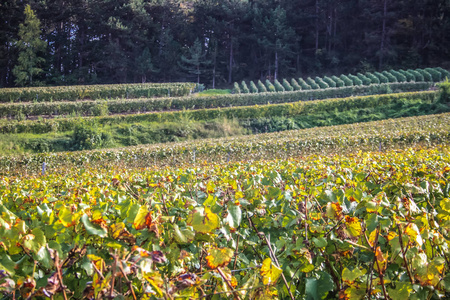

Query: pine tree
[12,5,46,86]
[179,38,210,84]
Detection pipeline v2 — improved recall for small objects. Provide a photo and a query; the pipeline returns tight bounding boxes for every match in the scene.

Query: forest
[1,0,450,88]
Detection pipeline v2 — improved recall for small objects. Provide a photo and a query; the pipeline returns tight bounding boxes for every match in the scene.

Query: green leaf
[312,237,327,248]
[81,214,107,238]
[305,271,334,300]
[342,267,366,284]
[173,224,195,244]
[36,246,52,269]
[23,227,46,254]
[387,282,413,299]
[226,204,242,229]
[365,214,379,232]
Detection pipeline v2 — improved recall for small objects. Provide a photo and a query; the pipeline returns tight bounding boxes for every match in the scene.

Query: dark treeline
[1,0,449,88]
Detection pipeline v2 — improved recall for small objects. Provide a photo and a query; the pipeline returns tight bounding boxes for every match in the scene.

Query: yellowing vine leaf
[187,207,220,233]
[205,247,234,269]
[260,258,282,285]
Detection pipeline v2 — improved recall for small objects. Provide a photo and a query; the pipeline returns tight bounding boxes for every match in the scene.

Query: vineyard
[1,143,450,299]
[233,67,449,94]
[1,68,450,299]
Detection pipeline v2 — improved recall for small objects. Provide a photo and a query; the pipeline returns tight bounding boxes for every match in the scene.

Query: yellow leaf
[205,247,234,269]
[260,258,282,285]
[187,207,220,234]
[404,223,423,246]
[344,216,362,237]
[134,206,152,230]
[110,222,125,239]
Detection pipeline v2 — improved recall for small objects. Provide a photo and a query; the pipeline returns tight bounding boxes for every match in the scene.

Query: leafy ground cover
[0,144,450,299]
[1,112,449,175]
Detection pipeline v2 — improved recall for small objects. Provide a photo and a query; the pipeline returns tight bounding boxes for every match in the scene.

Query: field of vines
[1,112,449,175]
[234,67,449,94]
[1,142,450,299]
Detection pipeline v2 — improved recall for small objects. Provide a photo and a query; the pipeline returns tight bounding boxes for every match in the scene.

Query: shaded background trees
[0,0,449,87]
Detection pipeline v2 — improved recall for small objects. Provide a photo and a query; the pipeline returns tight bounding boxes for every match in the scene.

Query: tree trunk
[212,41,217,89]
[228,37,233,84]
[379,0,388,70]
[274,49,278,80]
[315,0,319,51]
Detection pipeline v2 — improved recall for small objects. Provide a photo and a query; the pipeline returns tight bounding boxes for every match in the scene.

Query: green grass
[195,89,231,96]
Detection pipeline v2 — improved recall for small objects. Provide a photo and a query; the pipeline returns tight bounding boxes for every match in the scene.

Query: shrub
[374,72,389,83]
[282,79,294,91]
[331,76,345,87]
[298,78,312,90]
[365,72,380,84]
[232,82,240,94]
[322,76,336,88]
[257,80,268,93]
[340,75,353,86]
[435,67,450,80]
[399,70,415,82]
[416,69,432,82]
[437,80,450,103]
[71,123,112,150]
[348,74,363,86]
[408,69,424,82]
[249,81,259,93]
[424,68,441,82]
[389,70,407,82]
[241,81,250,93]
[273,79,285,92]
[382,71,397,82]
[265,80,276,92]
[306,77,320,89]
[357,73,371,85]
[290,79,302,90]
[315,77,329,89]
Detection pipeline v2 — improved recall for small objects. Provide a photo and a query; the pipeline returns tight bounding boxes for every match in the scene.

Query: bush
[298,78,312,90]
[435,67,450,80]
[273,79,285,92]
[249,81,259,93]
[322,76,336,88]
[282,79,294,91]
[437,80,450,103]
[257,80,268,93]
[232,82,241,94]
[241,81,250,93]
[348,74,363,86]
[424,68,441,82]
[408,69,424,82]
[315,77,329,89]
[416,69,432,82]
[389,70,407,82]
[382,71,397,82]
[306,77,320,89]
[71,123,112,150]
[290,79,302,91]
[340,75,353,86]
[374,72,389,83]
[331,76,345,87]
[265,80,276,92]
[399,70,415,82]
[365,72,380,84]
[357,73,371,85]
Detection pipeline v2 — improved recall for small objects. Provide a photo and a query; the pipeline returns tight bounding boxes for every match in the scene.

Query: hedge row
[235,67,449,94]
[0,90,437,134]
[0,82,433,119]
[0,82,197,103]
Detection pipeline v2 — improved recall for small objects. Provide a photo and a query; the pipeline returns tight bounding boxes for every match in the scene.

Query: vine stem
[54,250,68,300]
[216,267,242,300]
[118,262,137,300]
[247,212,295,300]
[397,222,415,284]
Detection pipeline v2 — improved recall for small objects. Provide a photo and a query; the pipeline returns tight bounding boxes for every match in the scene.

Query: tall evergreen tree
[179,38,210,84]
[12,5,47,86]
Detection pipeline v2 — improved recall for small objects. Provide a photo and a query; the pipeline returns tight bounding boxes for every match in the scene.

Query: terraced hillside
[0,68,449,155]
